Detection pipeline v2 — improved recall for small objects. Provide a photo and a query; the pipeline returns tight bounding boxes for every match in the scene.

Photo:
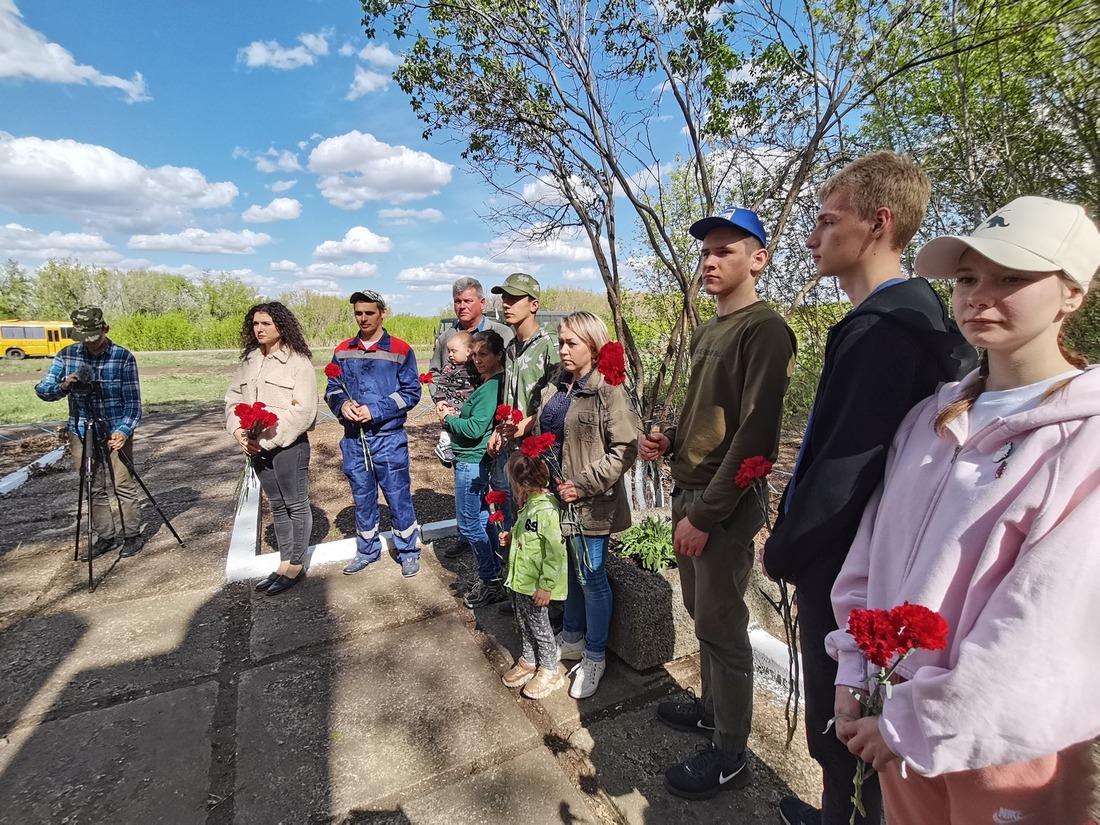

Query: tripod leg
[73,430,89,562]
[118,450,185,547]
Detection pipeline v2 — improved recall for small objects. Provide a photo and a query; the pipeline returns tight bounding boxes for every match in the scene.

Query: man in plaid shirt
[36,306,144,560]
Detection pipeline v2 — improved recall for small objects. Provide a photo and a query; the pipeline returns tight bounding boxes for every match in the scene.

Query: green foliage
[618,516,675,573]
[1065,294,1100,364]
[0,260,35,318]
[383,314,438,347]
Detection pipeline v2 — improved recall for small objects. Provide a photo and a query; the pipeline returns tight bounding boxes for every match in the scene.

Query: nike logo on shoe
[719,764,745,784]
[697,720,714,730]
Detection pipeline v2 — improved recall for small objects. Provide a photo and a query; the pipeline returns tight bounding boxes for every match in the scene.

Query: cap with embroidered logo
[689,206,768,247]
[915,196,1100,294]
[491,272,541,300]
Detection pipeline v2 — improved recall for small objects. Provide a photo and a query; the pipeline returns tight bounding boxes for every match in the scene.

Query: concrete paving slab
[400,747,599,824]
[471,599,677,737]
[235,613,540,823]
[0,682,217,824]
[248,553,459,660]
[0,588,224,730]
[565,691,821,824]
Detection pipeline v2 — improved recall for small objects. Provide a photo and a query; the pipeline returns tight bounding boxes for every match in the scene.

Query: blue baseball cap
[689,206,768,247]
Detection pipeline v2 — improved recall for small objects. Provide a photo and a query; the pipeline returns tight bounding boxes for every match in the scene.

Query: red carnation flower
[234,401,279,439]
[847,608,898,669]
[486,490,508,507]
[419,372,433,384]
[891,601,949,654]
[520,432,556,458]
[324,362,342,379]
[735,456,773,489]
[510,408,523,424]
[495,404,512,422]
[488,510,505,525]
[597,341,628,386]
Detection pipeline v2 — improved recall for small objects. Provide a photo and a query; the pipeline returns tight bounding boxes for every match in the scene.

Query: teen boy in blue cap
[640,207,797,800]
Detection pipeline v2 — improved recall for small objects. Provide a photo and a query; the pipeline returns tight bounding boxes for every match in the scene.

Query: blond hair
[559,311,611,365]
[820,152,931,250]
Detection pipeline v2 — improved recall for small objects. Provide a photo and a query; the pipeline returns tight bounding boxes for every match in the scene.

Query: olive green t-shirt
[666,301,797,531]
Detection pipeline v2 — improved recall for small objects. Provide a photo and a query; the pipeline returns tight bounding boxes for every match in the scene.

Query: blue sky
[0,0,620,314]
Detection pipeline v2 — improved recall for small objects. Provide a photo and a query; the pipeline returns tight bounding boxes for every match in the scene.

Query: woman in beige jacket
[535,311,639,698]
[225,302,318,595]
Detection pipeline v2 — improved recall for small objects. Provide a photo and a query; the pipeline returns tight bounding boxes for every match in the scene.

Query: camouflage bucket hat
[70,306,107,343]
[491,272,541,300]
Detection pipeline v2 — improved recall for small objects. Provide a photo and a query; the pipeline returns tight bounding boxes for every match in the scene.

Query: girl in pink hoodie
[827,196,1100,825]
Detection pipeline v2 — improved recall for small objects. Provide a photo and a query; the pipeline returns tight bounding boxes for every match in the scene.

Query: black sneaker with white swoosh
[664,742,751,800]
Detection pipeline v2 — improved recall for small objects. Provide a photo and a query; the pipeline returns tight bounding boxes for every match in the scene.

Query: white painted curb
[0,445,67,497]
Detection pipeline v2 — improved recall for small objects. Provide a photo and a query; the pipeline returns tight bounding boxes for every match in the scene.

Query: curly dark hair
[239,302,312,361]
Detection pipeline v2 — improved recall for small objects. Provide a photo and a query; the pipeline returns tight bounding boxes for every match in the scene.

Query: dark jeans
[673,487,758,755]
[798,590,883,825]
[70,431,140,540]
[254,436,313,566]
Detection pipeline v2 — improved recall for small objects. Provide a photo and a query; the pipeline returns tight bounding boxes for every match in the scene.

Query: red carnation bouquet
[486,488,509,545]
[839,602,950,823]
[324,361,374,474]
[233,402,279,508]
[495,404,524,425]
[596,341,646,424]
[418,372,433,384]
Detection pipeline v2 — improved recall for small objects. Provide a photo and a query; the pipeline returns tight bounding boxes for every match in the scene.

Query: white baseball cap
[915,196,1100,294]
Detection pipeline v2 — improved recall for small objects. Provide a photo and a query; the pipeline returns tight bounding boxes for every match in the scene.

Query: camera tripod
[72,388,184,588]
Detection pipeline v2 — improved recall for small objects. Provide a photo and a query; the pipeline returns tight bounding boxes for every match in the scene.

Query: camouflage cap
[70,306,107,343]
[491,272,541,300]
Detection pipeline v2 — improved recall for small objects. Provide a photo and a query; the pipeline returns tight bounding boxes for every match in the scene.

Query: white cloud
[237,29,331,70]
[0,1,149,102]
[396,255,513,285]
[0,134,237,233]
[270,259,300,272]
[128,228,272,255]
[313,226,392,259]
[308,130,453,208]
[338,43,356,57]
[490,224,597,265]
[234,146,301,174]
[269,179,297,193]
[304,261,378,279]
[295,277,341,293]
[358,43,401,68]
[346,65,390,100]
[563,266,599,282]
[0,222,112,259]
[378,207,444,225]
[242,197,302,223]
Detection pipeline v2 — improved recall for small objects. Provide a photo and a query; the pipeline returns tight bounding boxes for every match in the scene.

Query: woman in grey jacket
[226,302,318,595]
[536,311,640,698]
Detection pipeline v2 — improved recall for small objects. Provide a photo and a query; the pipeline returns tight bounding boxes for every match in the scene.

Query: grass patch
[0,347,435,425]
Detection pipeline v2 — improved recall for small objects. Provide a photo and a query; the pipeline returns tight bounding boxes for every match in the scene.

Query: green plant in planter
[619,516,675,572]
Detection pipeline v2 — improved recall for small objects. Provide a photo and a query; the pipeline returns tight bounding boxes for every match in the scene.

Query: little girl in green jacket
[500,451,568,700]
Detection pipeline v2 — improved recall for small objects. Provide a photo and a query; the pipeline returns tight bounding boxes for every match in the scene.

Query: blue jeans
[490,447,514,534]
[562,534,612,661]
[454,459,499,582]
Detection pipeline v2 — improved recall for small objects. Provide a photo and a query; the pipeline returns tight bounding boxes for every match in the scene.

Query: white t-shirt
[969,370,1082,434]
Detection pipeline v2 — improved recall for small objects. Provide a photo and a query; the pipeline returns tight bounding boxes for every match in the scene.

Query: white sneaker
[556,633,585,661]
[568,655,606,699]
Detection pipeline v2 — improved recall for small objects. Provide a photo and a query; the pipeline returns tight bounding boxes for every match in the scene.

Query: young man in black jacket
[762,153,977,825]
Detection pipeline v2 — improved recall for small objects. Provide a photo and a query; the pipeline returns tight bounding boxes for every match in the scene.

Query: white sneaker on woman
[568,655,606,699]
[556,633,585,661]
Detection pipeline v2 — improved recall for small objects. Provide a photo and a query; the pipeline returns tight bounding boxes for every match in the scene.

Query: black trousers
[798,590,883,825]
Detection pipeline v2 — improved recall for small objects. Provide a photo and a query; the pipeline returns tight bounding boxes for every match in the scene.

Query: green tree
[0,259,35,318]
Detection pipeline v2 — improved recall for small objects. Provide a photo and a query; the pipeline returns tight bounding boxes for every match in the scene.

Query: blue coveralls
[326,331,422,562]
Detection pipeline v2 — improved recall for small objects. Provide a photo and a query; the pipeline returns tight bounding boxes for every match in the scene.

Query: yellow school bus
[0,320,78,359]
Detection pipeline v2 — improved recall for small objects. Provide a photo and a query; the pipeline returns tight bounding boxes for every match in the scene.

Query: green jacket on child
[505,492,568,601]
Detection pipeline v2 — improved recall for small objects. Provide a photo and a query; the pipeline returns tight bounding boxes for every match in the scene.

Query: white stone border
[0,445,67,497]
[223,469,459,582]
